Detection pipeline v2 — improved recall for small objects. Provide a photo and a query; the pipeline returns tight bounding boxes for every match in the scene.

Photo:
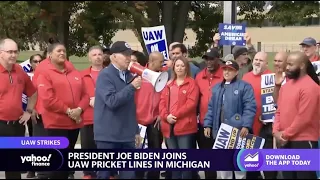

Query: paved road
[0,171,205,179]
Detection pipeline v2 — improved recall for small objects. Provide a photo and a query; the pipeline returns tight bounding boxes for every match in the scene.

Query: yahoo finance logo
[237,150,263,171]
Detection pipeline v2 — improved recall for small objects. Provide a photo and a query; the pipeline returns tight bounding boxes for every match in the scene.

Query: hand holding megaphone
[128,61,168,92]
[131,76,142,89]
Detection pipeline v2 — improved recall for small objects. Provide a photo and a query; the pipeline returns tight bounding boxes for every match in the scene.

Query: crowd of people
[0,33,318,180]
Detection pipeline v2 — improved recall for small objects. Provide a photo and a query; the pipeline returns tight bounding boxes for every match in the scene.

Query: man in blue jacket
[94,41,142,179]
[203,60,256,179]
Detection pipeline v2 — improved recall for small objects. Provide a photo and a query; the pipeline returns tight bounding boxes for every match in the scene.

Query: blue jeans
[96,141,136,179]
[165,132,195,179]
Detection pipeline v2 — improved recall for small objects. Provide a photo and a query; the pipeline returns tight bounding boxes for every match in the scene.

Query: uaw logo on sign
[141,25,169,60]
[260,73,276,123]
[213,123,265,150]
[218,23,246,46]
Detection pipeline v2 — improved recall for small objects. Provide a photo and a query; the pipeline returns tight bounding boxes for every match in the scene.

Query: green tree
[37,1,81,56]
[0,1,42,50]
[69,1,119,57]
[114,1,223,57]
[188,1,223,57]
[113,1,192,55]
[38,1,120,57]
[238,1,320,27]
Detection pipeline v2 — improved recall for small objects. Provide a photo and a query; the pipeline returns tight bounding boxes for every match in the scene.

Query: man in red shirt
[273,52,319,179]
[195,48,223,179]
[243,52,272,135]
[80,46,104,179]
[243,52,276,179]
[135,51,164,179]
[0,38,37,179]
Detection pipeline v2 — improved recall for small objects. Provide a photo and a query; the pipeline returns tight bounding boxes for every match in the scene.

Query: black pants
[136,121,163,179]
[32,115,50,179]
[81,124,97,177]
[0,120,25,179]
[46,128,79,179]
[196,125,216,179]
[282,141,318,179]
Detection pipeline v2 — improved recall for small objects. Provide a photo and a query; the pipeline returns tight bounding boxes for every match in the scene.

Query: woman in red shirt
[37,43,89,179]
[159,56,199,179]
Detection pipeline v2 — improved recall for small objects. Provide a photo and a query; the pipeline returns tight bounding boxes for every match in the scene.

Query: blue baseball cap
[110,41,132,55]
[299,37,317,46]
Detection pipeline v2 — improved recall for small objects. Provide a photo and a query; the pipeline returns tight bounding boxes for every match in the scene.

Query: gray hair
[88,45,103,54]
[0,38,16,50]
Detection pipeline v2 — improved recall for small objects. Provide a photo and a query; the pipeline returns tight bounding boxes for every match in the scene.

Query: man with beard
[195,48,224,179]
[243,52,272,135]
[243,52,276,179]
[273,52,319,179]
[273,52,288,103]
[80,46,104,179]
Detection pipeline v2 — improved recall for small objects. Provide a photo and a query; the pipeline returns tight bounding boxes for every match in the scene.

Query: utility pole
[223,1,237,57]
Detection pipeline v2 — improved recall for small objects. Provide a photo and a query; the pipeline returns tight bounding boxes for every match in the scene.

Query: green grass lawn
[18,51,277,71]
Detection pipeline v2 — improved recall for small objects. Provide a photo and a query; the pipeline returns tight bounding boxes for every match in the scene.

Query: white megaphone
[128,62,169,92]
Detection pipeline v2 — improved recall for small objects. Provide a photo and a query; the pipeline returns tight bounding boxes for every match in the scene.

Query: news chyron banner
[261,73,276,123]
[218,23,246,46]
[20,59,33,110]
[0,137,319,171]
[141,25,169,60]
[213,123,265,149]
